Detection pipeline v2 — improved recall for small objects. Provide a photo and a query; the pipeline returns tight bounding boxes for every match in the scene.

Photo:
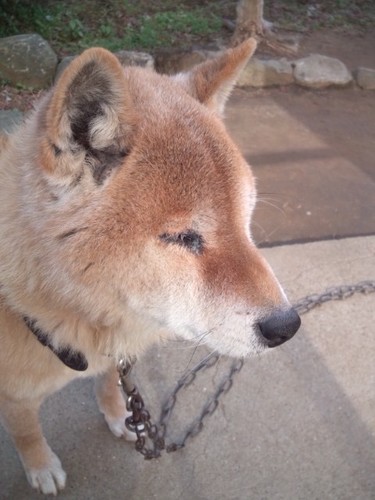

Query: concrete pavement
[0,109,23,134]
[226,88,375,246]
[0,236,374,499]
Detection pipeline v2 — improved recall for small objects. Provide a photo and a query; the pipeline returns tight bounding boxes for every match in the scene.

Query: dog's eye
[160,230,204,255]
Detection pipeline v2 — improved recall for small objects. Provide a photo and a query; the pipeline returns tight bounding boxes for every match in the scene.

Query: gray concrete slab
[225,88,375,245]
[1,236,374,499]
[0,109,24,134]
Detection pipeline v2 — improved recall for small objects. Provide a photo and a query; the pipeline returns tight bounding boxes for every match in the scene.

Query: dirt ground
[299,28,375,70]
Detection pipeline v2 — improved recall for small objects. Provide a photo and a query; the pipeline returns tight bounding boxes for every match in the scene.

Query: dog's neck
[24,316,88,371]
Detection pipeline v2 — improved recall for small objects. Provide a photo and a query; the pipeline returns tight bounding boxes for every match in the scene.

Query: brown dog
[0,39,300,494]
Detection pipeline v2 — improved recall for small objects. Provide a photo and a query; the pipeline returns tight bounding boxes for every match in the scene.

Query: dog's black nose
[258,307,301,348]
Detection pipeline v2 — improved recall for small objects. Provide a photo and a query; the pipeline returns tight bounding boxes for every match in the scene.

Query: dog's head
[25,39,300,357]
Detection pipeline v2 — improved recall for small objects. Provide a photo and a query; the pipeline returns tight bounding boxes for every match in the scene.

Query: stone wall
[0,33,374,90]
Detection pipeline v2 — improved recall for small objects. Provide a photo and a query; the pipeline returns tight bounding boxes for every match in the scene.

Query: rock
[155,49,215,74]
[115,50,154,69]
[0,34,57,89]
[56,50,154,81]
[237,57,294,87]
[0,109,24,134]
[55,56,76,81]
[293,54,352,89]
[356,67,375,90]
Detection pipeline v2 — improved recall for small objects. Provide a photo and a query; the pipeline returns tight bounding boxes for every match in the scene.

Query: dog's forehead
[106,67,257,229]
[126,67,222,133]
[126,67,250,179]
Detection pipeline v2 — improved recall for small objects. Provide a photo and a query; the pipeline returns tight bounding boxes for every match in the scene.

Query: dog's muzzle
[257,307,301,348]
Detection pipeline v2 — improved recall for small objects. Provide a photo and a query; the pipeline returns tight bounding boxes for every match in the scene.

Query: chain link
[118,280,375,459]
[293,280,375,314]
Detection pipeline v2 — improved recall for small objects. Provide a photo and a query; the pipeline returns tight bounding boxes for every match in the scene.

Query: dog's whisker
[162,339,211,351]
[161,329,214,352]
[256,197,286,216]
[251,219,267,234]
[182,349,218,376]
[183,329,215,371]
[257,191,285,201]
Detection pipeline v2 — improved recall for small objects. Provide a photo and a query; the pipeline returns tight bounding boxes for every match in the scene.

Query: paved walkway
[226,88,375,246]
[0,88,374,499]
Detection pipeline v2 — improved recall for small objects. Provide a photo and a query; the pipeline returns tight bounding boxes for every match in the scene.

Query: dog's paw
[105,412,138,442]
[25,452,66,495]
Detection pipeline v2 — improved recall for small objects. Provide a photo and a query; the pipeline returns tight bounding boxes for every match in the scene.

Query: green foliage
[67,19,85,41]
[0,0,374,55]
[0,1,57,38]
[99,24,114,38]
[0,0,223,52]
[152,10,221,36]
[115,9,221,50]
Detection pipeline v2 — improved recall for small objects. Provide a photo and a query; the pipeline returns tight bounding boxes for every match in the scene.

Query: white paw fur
[25,451,66,495]
[105,411,138,442]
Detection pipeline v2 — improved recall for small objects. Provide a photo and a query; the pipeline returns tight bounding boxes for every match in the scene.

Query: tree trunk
[232,0,265,44]
[232,0,297,55]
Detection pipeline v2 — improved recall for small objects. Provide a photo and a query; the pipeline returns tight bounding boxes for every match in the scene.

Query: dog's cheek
[119,243,201,331]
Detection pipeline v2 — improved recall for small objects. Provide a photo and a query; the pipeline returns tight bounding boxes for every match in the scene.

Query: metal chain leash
[293,280,375,314]
[118,280,375,459]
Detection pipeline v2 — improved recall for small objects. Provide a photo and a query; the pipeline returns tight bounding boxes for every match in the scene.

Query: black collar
[24,316,88,371]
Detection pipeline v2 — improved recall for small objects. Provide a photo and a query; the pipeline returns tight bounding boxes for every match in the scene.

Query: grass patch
[90,9,222,52]
[0,0,225,54]
[0,0,374,56]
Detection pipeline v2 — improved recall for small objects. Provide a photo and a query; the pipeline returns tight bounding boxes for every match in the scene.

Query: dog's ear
[176,38,257,115]
[40,48,134,183]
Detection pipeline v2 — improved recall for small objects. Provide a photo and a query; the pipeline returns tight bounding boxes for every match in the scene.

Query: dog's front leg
[95,364,136,441]
[0,397,66,495]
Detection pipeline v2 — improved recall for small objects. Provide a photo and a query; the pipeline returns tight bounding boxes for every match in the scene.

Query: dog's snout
[258,307,301,348]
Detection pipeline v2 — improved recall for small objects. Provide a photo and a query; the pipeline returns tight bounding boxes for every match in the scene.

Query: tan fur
[0,39,297,494]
